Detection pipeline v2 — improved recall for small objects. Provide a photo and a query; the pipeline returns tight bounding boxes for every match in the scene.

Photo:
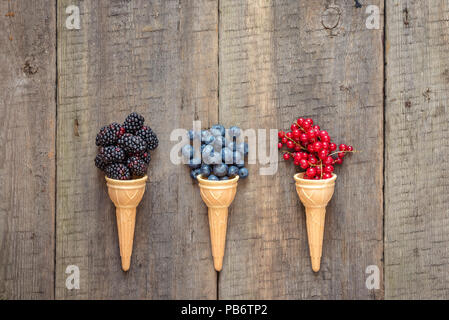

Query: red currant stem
[327,150,357,157]
[320,162,323,179]
[285,136,307,151]
[294,122,307,132]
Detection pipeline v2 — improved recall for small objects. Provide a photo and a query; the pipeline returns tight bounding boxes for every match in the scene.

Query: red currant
[339,144,347,151]
[278,131,285,138]
[282,137,288,144]
[297,118,305,126]
[334,158,343,164]
[307,144,314,153]
[286,140,295,149]
[323,173,332,179]
[286,132,292,138]
[306,118,313,125]
[294,145,301,152]
[324,156,334,165]
[283,153,290,160]
[347,145,353,152]
[291,124,299,131]
[318,149,328,159]
[313,141,322,152]
[300,133,308,142]
[307,130,316,140]
[321,135,330,143]
[322,141,329,150]
[278,142,283,149]
[338,152,345,158]
[315,166,322,176]
[306,167,317,177]
[300,159,309,169]
[324,165,334,173]
[329,143,337,151]
[308,155,318,165]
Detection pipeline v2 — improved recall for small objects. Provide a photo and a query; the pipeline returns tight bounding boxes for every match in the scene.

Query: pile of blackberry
[182,124,249,181]
[94,112,158,180]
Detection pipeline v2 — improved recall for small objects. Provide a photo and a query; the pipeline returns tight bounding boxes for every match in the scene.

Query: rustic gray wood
[219,0,384,299]
[385,0,449,299]
[56,0,218,299]
[0,0,56,299]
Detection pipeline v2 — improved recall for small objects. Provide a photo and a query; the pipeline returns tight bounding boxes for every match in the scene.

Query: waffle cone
[106,175,147,271]
[294,173,336,272]
[197,175,239,271]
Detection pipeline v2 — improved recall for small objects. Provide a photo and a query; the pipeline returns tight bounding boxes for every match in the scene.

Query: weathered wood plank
[56,0,218,299]
[385,0,449,299]
[0,0,56,299]
[219,0,384,299]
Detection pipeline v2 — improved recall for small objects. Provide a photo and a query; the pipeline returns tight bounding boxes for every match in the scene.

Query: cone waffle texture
[294,172,336,272]
[197,175,239,271]
[106,175,147,271]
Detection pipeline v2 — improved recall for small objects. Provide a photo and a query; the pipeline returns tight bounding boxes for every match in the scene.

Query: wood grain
[385,0,449,299]
[219,0,384,299]
[56,0,218,299]
[0,0,56,299]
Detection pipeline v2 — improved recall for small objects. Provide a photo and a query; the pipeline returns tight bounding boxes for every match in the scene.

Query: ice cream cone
[197,175,239,272]
[106,175,148,271]
[294,172,337,272]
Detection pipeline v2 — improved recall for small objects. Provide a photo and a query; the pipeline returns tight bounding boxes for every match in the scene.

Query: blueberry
[213,164,228,177]
[227,141,236,151]
[190,168,201,180]
[233,151,244,166]
[201,130,212,143]
[188,158,201,169]
[220,176,229,181]
[202,144,214,157]
[182,144,194,160]
[213,135,226,149]
[238,167,249,179]
[204,134,215,145]
[208,175,219,181]
[211,124,225,136]
[236,142,249,155]
[229,126,241,138]
[200,164,211,177]
[207,152,222,165]
[236,162,245,168]
[221,147,233,164]
[210,128,222,137]
[227,165,239,176]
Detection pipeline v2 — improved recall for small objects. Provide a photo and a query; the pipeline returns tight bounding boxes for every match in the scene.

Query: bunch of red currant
[278,118,354,180]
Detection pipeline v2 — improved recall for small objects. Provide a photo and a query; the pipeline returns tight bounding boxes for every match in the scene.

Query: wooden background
[0,0,447,300]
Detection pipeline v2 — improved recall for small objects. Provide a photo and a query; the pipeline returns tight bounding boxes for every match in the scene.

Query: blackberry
[105,163,131,180]
[95,122,125,146]
[127,156,148,177]
[118,133,147,154]
[100,145,125,164]
[94,154,107,171]
[123,112,144,133]
[140,151,151,164]
[136,126,159,151]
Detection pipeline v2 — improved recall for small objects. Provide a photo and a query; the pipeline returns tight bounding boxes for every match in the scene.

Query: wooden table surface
[0,0,447,300]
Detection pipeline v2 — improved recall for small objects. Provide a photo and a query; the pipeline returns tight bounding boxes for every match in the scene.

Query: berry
[318,149,328,160]
[313,141,322,152]
[191,168,201,180]
[213,164,228,177]
[323,173,332,179]
[300,133,308,142]
[306,167,317,178]
[127,156,148,177]
[329,143,337,151]
[338,152,345,158]
[229,126,241,138]
[297,118,305,126]
[220,176,229,181]
[123,112,144,133]
[283,153,290,160]
[291,124,299,131]
[324,165,334,173]
[334,158,343,164]
[118,133,147,154]
[94,154,107,171]
[339,144,347,151]
[228,165,239,177]
[100,146,125,164]
[347,145,354,151]
[324,156,334,165]
[238,167,249,179]
[208,175,219,181]
[286,140,295,149]
[300,159,309,169]
[188,158,202,169]
[315,166,322,176]
[136,126,158,150]
[140,151,151,164]
[282,137,288,144]
[278,142,283,149]
[200,164,212,177]
[278,131,285,138]
[106,163,131,180]
[95,123,125,147]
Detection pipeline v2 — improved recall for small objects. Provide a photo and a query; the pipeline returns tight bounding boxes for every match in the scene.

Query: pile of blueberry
[182,124,249,181]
